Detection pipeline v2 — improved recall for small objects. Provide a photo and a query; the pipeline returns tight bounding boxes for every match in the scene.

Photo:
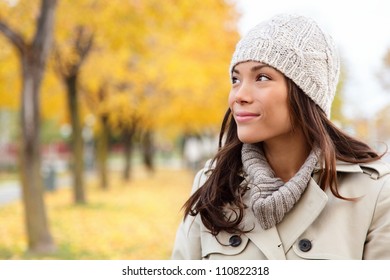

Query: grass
[0,166,194,260]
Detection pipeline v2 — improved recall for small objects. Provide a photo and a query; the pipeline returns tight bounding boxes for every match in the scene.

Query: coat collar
[334,160,364,173]
[314,160,365,174]
[241,177,328,259]
[328,160,390,178]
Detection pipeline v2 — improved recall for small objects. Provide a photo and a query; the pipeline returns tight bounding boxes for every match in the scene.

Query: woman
[171,14,390,259]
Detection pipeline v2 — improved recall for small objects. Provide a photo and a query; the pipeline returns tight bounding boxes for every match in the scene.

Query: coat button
[298,239,312,252]
[229,235,242,247]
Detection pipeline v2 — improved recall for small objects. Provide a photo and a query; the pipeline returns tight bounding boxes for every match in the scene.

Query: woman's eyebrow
[232,64,270,74]
[250,64,270,72]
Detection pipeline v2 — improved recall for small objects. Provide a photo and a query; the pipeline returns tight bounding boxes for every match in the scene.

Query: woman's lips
[234,111,261,122]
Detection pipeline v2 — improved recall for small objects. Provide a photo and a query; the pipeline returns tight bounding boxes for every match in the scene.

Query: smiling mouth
[234,112,261,122]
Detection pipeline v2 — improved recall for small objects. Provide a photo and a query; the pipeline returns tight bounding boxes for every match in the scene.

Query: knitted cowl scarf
[241,143,320,230]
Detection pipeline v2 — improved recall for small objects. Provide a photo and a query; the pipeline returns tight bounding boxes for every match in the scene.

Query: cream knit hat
[230,14,340,117]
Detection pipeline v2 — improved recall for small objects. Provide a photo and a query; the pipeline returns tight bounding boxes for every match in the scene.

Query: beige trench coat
[171,159,390,259]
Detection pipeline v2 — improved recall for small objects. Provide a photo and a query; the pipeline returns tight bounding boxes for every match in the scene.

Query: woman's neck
[262,129,311,182]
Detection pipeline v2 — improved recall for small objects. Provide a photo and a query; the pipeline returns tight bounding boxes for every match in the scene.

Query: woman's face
[229,61,293,144]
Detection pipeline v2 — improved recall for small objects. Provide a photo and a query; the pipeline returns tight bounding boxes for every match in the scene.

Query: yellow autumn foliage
[0,36,20,109]
[1,0,240,140]
[0,0,38,42]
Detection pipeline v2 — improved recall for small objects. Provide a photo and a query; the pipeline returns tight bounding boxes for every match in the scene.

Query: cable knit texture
[230,14,340,117]
[241,144,320,230]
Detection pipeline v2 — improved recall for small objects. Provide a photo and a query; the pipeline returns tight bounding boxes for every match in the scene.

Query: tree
[53,25,94,203]
[41,0,240,192]
[0,0,58,253]
[95,84,110,190]
[51,0,150,188]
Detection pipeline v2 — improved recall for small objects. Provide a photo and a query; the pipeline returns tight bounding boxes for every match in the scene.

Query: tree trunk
[20,59,55,253]
[97,115,109,189]
[53,26,94,204]
[66,74,86,204]
[142,130,155,173]
[122,126,135,181]
[2,0,59,254]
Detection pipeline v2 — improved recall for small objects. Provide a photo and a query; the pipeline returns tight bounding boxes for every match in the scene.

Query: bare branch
[0,20,26,54]
[52,43,68,79]
[54,25,95,79]
[32,0,58,68]
[72,26,94,73]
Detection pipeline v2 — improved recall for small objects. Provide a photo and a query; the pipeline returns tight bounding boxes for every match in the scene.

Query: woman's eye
[257,74,270,82]
[231,76,240,84]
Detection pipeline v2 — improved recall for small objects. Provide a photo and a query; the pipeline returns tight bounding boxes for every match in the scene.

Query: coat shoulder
[360,159,390,180]
[336,159,390,198]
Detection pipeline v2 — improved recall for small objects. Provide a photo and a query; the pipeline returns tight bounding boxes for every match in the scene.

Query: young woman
[171,14,390,260]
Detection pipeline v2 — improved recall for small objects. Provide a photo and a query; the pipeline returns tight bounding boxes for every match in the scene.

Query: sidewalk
[0,175,72,206]
[0,157,184,206]
[0,180,21,205]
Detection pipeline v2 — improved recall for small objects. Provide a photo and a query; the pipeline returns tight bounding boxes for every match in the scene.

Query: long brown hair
[183,78,383,236]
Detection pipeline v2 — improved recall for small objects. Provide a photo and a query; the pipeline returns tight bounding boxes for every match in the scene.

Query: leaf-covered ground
[0,167,194,259]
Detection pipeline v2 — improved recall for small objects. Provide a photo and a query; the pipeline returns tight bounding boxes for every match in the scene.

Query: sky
[233,0,390,119]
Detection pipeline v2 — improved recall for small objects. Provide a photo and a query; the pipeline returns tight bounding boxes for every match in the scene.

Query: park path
[0,175,72,206]
[0,157,184,206]
[0,180,20,205]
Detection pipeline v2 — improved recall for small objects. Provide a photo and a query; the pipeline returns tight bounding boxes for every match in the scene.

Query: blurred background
[0,0,389,259]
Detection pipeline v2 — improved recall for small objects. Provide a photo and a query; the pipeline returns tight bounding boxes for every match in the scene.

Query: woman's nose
[234,82,253,104]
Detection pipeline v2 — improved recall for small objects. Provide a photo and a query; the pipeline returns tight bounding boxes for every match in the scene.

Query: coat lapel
[241,177,328,259]
[276,177,328,253]
[242,207,286,259]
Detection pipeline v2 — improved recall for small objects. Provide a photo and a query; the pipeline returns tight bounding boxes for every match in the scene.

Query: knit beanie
[230,14,340,117]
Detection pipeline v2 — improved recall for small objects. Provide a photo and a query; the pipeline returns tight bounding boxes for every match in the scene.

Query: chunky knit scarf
[241,143,319,230]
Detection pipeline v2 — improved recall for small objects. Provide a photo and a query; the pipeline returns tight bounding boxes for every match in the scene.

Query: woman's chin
[238,136,262,144]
